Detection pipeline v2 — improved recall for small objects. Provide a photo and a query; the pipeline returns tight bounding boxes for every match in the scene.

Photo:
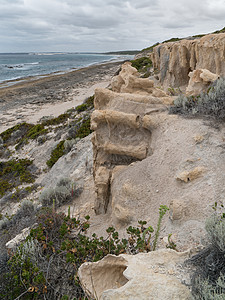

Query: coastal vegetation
[0,205,169,299]
[0,159,35,197]
[188,203,225,299]
[170,78,225,120]
[131,56,152,77]
[46,140,65,168]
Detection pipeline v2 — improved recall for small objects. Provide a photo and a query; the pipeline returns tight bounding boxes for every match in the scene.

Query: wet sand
[0,61,122,133]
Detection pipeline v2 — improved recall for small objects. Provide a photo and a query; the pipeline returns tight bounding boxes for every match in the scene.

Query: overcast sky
[1,0,225,53]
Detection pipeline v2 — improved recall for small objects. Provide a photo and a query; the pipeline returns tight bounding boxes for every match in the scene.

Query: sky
[1,0,225,53]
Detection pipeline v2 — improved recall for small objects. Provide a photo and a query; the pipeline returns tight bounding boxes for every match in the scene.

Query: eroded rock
[186,69,219,95]
[78,249,192,300]
[176,167,205,183]
[111,61,168,96]
[91,62,174,214]
[151,33,225,91]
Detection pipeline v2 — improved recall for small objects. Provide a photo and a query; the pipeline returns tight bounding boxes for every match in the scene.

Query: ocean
[0,52,130,85]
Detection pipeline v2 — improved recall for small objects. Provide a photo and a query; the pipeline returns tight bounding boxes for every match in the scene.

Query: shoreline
[0,60,123,133]
[0,57,127,89]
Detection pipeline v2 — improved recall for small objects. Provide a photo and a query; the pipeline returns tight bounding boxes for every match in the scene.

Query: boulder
[6,227,31,249]
[186,69,219,95]
[176,167,205,183]
[78,249,192,300]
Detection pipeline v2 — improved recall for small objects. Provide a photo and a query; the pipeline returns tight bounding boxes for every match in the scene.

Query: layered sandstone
[151,33,225,92]
[90,60,225,252]
[91,63,172,215]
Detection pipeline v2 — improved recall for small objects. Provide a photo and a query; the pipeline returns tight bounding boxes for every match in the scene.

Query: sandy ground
[0,61,122,133]
[0,80,109,132]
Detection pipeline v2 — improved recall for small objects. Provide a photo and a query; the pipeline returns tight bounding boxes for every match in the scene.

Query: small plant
[75,117,92,139]
[170,78,225,121]
[39,177,74,208]
[189,204,225,299]
[41,113,70,126]
[166,234,177,250]
[46,140,65,168]
[64,139,76,153]
[0,200,37,230]
[131,57,152,77]
[0,159,36,197]
[152,205,169,250]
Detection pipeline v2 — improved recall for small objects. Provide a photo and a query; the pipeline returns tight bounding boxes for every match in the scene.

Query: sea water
[0,52,128,85]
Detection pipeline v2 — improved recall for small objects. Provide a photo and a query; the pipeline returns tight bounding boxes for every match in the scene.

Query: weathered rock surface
[186,69,219,95]
[78,249,192,300]
[6,227,31,249]
[92,65,172,215]
[151,33,225,91]
[90,60,225,251]
[111,61,168,97]
[41,134,93,190]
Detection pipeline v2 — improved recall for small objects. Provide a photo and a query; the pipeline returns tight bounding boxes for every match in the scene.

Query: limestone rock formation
[90,60,225,251]
[151,33,225,91]
[111,61,167,97]
[91,65,172,215]
[78,249,192,300]
[186,69,219,95]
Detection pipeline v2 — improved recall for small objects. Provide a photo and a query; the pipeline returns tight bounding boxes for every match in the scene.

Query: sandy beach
[0,61,122,133]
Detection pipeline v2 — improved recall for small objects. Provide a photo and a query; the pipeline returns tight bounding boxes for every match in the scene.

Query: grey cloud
[0,0,225,52]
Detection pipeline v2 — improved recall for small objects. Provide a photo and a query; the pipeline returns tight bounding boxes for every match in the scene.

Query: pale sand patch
[0,80,109,133]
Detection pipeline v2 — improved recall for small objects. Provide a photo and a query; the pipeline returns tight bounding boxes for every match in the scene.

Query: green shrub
[0,206,169,299]
[39,177,74,208]
[46,140,65,168]
[0,123,32,143]
[41,113,70,126]
[0,123,49,150]
[170,78,225,120]
[75,103,88,113]
[75,118,92,139]
[15,124,48,149]
[0,159,36,197]
[85,95,94,108]
[131,57,152,76]
[189,204,225,299]
[26,124,47,140]
[75,95,94,113]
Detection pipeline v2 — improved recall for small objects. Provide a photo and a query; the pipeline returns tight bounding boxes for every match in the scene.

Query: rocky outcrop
[91,63,172,215]
[186,69,219,95]
[78,249,192,300]
[111,62,168,97]
[90,60,225,252]
[151,33,225,91]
